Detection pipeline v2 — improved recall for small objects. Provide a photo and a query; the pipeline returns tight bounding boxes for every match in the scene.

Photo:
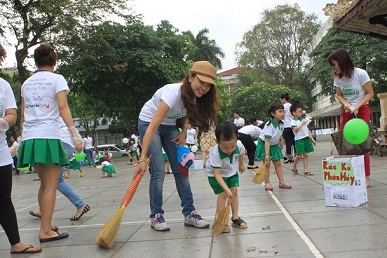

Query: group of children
[206,102,316,233]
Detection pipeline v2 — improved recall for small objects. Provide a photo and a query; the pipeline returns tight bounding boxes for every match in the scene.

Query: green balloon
[74,152,86,161]
[343,118,369,144]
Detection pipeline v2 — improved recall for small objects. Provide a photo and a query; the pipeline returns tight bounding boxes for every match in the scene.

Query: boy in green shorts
[206,121,247,233]
[290,103,316,175]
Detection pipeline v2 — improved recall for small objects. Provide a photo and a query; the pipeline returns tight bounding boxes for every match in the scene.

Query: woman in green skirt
[18,44,84,243]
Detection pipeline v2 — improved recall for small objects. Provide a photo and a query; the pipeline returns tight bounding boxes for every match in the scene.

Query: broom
[96,155,151,249]
[211,189,235,235]
[251,161,269,184]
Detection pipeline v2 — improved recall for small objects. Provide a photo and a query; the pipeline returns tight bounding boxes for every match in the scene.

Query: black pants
[0,164,21,245]
[238,133,256,166]
[283,127,295,158]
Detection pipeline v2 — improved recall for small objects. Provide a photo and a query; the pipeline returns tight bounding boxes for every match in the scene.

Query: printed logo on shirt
[341,85,360,97]
[24,96,50,109]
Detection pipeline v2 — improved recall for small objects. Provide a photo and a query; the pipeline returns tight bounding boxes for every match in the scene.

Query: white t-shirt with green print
[139,83,187,125]
[334,67,370,106]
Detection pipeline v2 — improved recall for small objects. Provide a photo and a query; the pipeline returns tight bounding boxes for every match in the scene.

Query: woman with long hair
[328,48,374,187]
[135,61,220,231]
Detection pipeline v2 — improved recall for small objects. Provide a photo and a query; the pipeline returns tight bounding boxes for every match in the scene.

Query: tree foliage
[182,28,225,69]
[231,83,309,122]
[58,20,189,129]
[0,0,135,81]
[236,4,320,88]
[308,24,387,103]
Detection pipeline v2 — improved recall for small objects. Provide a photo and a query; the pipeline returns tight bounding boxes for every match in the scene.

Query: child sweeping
[255,103,292,191]
[206,121,247,233]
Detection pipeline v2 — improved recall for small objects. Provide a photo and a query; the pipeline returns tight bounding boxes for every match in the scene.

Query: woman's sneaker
[151,213,170,231]
[184,210,210,228]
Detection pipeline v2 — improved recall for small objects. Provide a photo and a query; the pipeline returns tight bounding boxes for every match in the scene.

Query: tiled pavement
[1,137,387,257]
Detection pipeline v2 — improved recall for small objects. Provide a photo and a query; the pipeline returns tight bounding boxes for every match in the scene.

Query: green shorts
[163,153,169,161]
[295,137,314,155]
[208,173,239,194]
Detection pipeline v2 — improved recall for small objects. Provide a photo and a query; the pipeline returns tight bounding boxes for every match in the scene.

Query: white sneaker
[184,210,210,228]
[151,213,170,231]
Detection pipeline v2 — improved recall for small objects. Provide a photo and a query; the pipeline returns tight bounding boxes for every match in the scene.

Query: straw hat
[190,61,216,85]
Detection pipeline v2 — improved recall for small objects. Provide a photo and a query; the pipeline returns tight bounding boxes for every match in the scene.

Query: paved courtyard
[1,137,387,257]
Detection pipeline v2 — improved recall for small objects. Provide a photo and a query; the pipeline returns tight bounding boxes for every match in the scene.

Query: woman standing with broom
[135,61,220,231]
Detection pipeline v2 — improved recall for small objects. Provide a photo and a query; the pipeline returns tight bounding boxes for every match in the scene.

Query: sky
[132,0,335,72]
[1,0,335,71]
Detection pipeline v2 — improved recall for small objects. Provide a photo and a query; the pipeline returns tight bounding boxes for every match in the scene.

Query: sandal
[291,168,299,175]
[247,165,259,169]
[29,210,41,218]
[70,204,90,221]
[279,182,292,189]
[304,172,314,176]
[222,225,231,233]
[264,183,273,191]
[231,217,248,229]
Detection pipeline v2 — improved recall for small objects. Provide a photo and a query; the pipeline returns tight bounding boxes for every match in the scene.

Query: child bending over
[206,121,247,233]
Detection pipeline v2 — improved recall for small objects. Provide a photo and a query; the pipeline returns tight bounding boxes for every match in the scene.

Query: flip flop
[304,172,314,176]
[70,204,90,221]
[10,245,42,254]
[39,232,69,243]
[291,168,299,175]
[247,165,259,169]
[29,210,41,218]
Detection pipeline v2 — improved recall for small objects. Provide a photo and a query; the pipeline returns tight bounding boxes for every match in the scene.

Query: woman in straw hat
[0,44,42,253]
[135,61,220,231]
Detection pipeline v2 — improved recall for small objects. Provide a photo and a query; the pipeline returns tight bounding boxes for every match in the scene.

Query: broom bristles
[251,162,267,184]
[96,206,125,249]
[211,201,231,235]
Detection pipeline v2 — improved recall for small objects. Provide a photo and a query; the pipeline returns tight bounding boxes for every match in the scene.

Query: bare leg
[273,160,285,184]
[303,153,309,173]
[202,151,208,168]
[35,163,61,240]
[292,155,302,172]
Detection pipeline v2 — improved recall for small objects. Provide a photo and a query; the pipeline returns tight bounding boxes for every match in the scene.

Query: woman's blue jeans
[85,148,94,166]
[58,143,85,209]
[138,119,195,218]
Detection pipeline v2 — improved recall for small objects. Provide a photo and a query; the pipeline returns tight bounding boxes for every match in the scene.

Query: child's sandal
[279,182,292,189]
[222,225,231,233]
[231,217,248,229]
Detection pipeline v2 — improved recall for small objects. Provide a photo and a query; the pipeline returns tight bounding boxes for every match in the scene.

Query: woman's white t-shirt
[139,83,186,125]
[0,78,17,166]
[84,136,93,149]
[283,102,292,128]
[21,71,69,140]
[334,67,370,106]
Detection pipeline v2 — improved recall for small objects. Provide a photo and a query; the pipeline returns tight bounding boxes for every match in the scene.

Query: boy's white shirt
[291,118,309,140]
[206,140,245,178]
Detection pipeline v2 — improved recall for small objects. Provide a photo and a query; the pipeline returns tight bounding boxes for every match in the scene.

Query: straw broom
[96,156,151,249]
[211,189,236,235]
[251,161,268,184]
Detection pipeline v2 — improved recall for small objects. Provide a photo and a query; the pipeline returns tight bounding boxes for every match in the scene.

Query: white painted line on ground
[267,189,324,258]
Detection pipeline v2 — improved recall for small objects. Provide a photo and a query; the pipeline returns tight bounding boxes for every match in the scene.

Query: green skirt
[67,159,81,170]
[102,165,116,174]
[17,139,69,167]
[255,139,283,161]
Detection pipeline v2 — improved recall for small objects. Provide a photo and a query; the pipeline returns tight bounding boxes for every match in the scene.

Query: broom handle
[121,155,151,207]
